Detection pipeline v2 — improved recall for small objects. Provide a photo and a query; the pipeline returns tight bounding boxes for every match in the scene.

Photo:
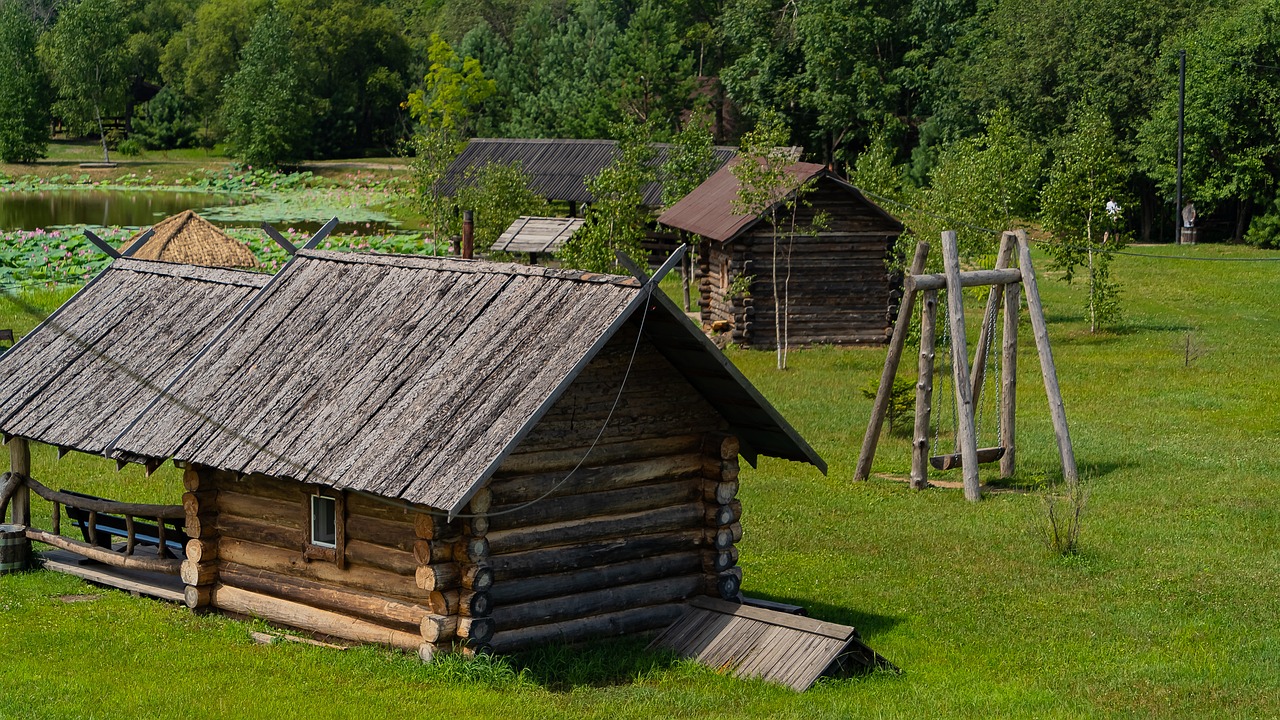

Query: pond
[0,189,403,236]
[0,189,251,231]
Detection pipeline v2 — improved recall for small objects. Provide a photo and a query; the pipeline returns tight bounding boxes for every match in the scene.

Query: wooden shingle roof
[0,260,269,455]
[109,250,824,515]
[440,138,738,208]
[492,216,585,254]
[122,211,259,268]
[658,161,903,242]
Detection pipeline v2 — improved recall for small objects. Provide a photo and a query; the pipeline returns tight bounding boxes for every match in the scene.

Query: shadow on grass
[510,635,683,691]
[738,593,904,640]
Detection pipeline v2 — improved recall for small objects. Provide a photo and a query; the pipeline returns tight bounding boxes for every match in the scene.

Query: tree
[559,120,656,273]
[660,117,717,207]
[220,4,313,166]
[921,108,1044,258]
[405,33,496,136]
[160,0,268,130]
[1138,0,1280,243]
[0,0,49,163]
[610,0,691,136]
[732,112,808,370]
[408,128,465,246]
[41,0,130,163]
[132,85,197,150]
[1040,105,1130,333]
[456,162,549,254]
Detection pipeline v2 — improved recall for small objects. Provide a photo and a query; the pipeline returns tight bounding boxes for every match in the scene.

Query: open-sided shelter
[3,247,826,660]
[659,161,904,347]
[121,210,259,268]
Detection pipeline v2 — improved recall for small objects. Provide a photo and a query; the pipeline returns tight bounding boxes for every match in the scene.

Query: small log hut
[658,161,905,348]
[121,210,259,268]
[4,248,826,660]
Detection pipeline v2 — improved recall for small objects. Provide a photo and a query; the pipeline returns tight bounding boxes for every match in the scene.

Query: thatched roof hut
[122,211,259,268]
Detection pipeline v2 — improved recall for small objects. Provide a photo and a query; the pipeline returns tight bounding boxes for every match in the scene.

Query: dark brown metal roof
[440,138,738,207]
[0,260,269,455]
[658,161,904,241]
[109,250,824,515]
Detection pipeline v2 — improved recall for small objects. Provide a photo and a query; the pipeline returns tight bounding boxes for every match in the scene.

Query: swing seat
[930,446,1006,471]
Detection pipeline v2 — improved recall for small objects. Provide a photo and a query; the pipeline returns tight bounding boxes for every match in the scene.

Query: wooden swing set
[855,230,1078,501]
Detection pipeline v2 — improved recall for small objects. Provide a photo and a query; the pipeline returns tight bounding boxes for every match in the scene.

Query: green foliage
[610,0,691,135]
[408,127,466,244]
[559,120,655,273]
[861,376,915,437]
[115,138,143,157]
[1245,197,1280,248]
[918,108,1044,258]
[659,118,717,208]
[133,86,198,150]
[160,0,268,119]
[727,272,754,298]
[1041,105,1130,332]
[41,0,130,162]
[1036,479,1089,556]
[1138,0,1280,232]
[405,33,496,135]
[455,162,548,254]
[220,4,313,167]
[0,1,49,163]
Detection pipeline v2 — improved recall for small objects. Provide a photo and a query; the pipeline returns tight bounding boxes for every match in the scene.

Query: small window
[310,495,337,549]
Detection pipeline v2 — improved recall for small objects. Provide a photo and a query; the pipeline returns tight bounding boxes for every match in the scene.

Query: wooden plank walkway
[650,596,884,691]
[38,548,185,603]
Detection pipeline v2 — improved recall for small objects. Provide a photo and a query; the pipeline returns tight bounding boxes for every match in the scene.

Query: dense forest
[4,0,1280,245]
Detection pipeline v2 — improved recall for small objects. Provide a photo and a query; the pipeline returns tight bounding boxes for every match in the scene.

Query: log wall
[698,180,902,348]
[485,326,739,653]
[188,322,744,658]
[196,467,454,660]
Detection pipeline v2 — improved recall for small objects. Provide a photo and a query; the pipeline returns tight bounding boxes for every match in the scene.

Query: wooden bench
[61,489,188,557]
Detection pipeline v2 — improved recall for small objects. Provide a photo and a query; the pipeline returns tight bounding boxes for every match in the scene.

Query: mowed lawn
[2,244,1279,718]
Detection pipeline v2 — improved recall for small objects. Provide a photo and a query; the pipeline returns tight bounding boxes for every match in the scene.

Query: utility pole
[1175,49,1186,243]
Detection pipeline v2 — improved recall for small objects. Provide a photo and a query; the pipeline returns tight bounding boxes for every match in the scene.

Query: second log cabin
[71,249,826,658]
[658,161,905,348]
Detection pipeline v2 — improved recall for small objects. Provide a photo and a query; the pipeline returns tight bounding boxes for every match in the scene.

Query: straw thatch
[123,211,259,268]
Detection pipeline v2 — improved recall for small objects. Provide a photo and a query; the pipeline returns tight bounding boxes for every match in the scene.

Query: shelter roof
[109,250,824,515]
[439,138,738,207]
[492,216,585,254]
[657,161,903,242]
[122,211,259,268]
[0,259,269,455]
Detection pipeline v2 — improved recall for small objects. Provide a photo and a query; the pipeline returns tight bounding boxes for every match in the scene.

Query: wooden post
[682,249,692,312]
[910,290,938,490]
[854,241,931,481]
[8,438,29,526]
[941,231,981,501]
[1014,230,1078,485]
[970,232,1017,405]
[1000,278,1019,479]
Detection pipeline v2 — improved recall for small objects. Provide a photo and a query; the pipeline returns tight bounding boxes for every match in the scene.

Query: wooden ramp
[650,596,888,691]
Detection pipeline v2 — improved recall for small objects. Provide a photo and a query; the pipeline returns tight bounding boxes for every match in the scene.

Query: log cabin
[658,161,905,348]
[3,248,826,660]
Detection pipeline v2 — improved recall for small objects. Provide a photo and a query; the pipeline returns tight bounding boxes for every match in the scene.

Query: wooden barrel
[0,524,30,574]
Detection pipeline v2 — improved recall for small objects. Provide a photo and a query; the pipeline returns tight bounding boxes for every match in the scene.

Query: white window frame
[310,494,337,549]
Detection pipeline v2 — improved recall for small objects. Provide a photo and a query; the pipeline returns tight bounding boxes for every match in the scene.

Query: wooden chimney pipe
[461,211,474,259]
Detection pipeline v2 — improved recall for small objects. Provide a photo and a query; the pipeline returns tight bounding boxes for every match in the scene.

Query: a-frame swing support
[854,230,1078,501]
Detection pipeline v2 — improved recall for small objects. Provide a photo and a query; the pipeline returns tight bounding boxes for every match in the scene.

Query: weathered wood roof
[658,161,904,242]
[0,259,269,455]
[650,597,878,691]
[122,211,259,268]
[109,250,824,515]
[440,138,738,207]
[492,216,585,254]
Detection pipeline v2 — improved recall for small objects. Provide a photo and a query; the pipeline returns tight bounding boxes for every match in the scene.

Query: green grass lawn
[3,244,1280,718]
